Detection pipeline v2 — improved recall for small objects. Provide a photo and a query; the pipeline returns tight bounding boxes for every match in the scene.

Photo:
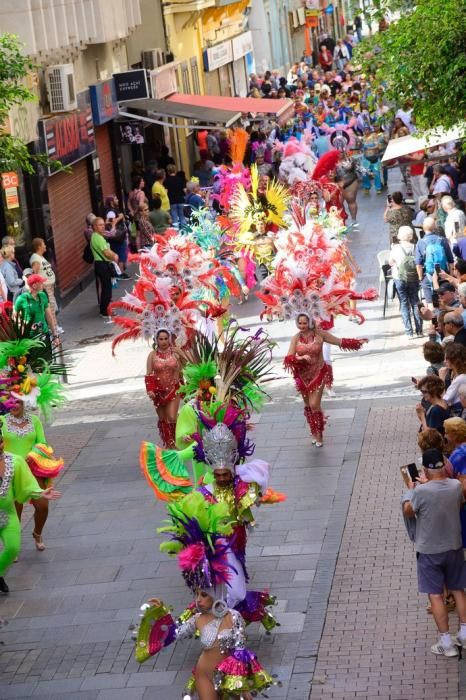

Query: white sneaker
[431,642,458,657]
[326,388,336,398]
[56,325,65,334]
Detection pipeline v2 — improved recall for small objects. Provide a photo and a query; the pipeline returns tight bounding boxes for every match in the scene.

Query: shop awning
[167,93,294,122]
[118,98,242,129]
[381,123,465,163]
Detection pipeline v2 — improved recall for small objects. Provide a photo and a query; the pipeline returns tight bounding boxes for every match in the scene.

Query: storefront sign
[231,31,253,61]
[150,65,177,99]
[113,69,150,101]
[5,187,19,209]
[89,78,119,125]
[1,172,19,190]
[203,41,233,72]
[39,91,95,172]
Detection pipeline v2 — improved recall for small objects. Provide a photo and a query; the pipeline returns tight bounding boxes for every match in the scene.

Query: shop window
[190,57,201,95]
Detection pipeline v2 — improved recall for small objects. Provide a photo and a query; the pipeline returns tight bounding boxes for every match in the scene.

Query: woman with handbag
[90,218,119,322]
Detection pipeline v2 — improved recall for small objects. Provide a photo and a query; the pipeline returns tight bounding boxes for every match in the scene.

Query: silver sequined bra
[176,610,245,651]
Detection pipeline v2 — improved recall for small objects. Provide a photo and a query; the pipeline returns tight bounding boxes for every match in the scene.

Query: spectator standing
[127,176,148,226]
[333,40,350,71]
[318,45,333,71]
[136,203,156,247]
[443,314,466,347]
[149,196,171,235]
[354,14,363,41]
[384,191,414,242]
[165,164,186,228]
[389,226,423,338]
[442,343,466,409]
[431,165,452,198]
[0,245,24,301]
[415,217,454,307]
[423,341,445,376]
[415,375,450,434]
[184,180,206,219]
[104,195,130,280]
[1,236,23,277]
[442,196,466,244]
[29,238,62,333]
[402,448,466,658]
[151,170,170,212]
[90,217,118,322]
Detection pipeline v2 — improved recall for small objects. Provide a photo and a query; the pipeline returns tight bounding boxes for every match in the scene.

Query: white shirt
[0,271,7,302]
[445,208,466,242]
[444,373,466,405]
[389,242,415,280]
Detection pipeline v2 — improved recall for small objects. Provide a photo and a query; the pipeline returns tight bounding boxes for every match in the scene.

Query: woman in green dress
[0,425,61,593]
[0,398,55,552]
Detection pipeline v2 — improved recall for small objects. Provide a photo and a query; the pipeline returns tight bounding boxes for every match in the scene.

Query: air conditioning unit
[142,49,164,70]
[45,64,77,113]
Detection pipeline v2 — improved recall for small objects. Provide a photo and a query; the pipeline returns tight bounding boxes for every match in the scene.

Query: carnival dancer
[0,431,61,593]
[361,125,383,194]
[133,492,275,699]
[145,329,183,449]
[311,150,348,224]
[285,314,367,446]
[0,337,66,551]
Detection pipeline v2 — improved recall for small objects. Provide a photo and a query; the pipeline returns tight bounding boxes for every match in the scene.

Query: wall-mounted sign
[5,188,19,209]
[203,40,233,72]
[89,78,119,125]
[231,31,253,61]
[39,91,95,173]
[150,65,178,99]
[113,69,150,101]
[1,172,19,190]
[119,121,145,144]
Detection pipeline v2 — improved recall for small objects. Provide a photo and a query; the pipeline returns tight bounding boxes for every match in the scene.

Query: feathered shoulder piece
[312,149,340,181]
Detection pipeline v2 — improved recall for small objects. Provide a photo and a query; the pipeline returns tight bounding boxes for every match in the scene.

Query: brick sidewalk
[310,406,460,700]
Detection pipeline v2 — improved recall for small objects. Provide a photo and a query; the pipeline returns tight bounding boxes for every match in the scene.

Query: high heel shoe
[32,531,45,551]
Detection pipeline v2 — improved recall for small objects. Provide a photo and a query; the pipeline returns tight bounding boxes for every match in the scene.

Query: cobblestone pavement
[310,406,461,700]
[0,175,443,699]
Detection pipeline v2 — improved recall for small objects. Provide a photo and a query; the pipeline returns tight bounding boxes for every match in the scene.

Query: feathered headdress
[157,491,235,593]
[229,164,289,235]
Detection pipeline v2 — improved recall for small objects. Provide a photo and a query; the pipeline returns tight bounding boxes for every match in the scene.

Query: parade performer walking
[0,431,61,593]
[0,336,66,551]
[133,492,275,699]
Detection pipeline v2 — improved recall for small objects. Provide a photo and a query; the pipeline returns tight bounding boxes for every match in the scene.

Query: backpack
[82,241,93,264]
[424,237,448,275]
[398,246,418,283]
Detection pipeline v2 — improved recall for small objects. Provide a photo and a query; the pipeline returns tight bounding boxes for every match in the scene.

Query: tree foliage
[355,0,466,135]
[0,33,64,174]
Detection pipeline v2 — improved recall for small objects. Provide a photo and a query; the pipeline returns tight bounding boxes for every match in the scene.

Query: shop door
[48,159,92,295]
[95,125,117,201]
[218,64,233,96]
[232,58,248,97]
[203,70,221,97]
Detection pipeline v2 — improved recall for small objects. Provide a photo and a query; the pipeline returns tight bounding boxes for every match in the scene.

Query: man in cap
[403,448,466,657]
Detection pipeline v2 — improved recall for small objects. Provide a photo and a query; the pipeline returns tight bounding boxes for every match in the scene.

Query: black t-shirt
[164,175,185,205]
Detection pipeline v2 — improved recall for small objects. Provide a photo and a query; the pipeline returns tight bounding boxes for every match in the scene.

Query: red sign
[40,91,95,173]
[1,172,19,189]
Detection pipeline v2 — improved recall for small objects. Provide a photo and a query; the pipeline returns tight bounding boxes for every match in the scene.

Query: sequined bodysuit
[176,609,245,651]
[293,333,333,394]
[145,350,181,407]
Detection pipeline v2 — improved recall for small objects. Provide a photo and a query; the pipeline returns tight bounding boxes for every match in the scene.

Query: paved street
[0,176,456,700]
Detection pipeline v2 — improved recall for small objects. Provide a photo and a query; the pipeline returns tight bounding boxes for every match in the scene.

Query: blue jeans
[394,279,422,335]
[362,157,382,191]
[170,203,186,228]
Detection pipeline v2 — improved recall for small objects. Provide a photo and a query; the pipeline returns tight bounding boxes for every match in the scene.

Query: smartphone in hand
[400,463,419,486]
[434,263,442,276]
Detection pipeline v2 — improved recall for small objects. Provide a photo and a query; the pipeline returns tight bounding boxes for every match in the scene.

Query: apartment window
[190,57,201,95]
[181,62,191,94]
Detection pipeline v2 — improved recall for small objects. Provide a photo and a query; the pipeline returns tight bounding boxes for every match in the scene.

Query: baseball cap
[438,283,456,294]
[422,448,445,470]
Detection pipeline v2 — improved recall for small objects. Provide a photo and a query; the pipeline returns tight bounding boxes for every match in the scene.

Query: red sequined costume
[145,349,181,448]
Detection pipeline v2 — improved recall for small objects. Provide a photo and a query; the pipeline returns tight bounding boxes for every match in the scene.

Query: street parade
[1,1,466,698]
